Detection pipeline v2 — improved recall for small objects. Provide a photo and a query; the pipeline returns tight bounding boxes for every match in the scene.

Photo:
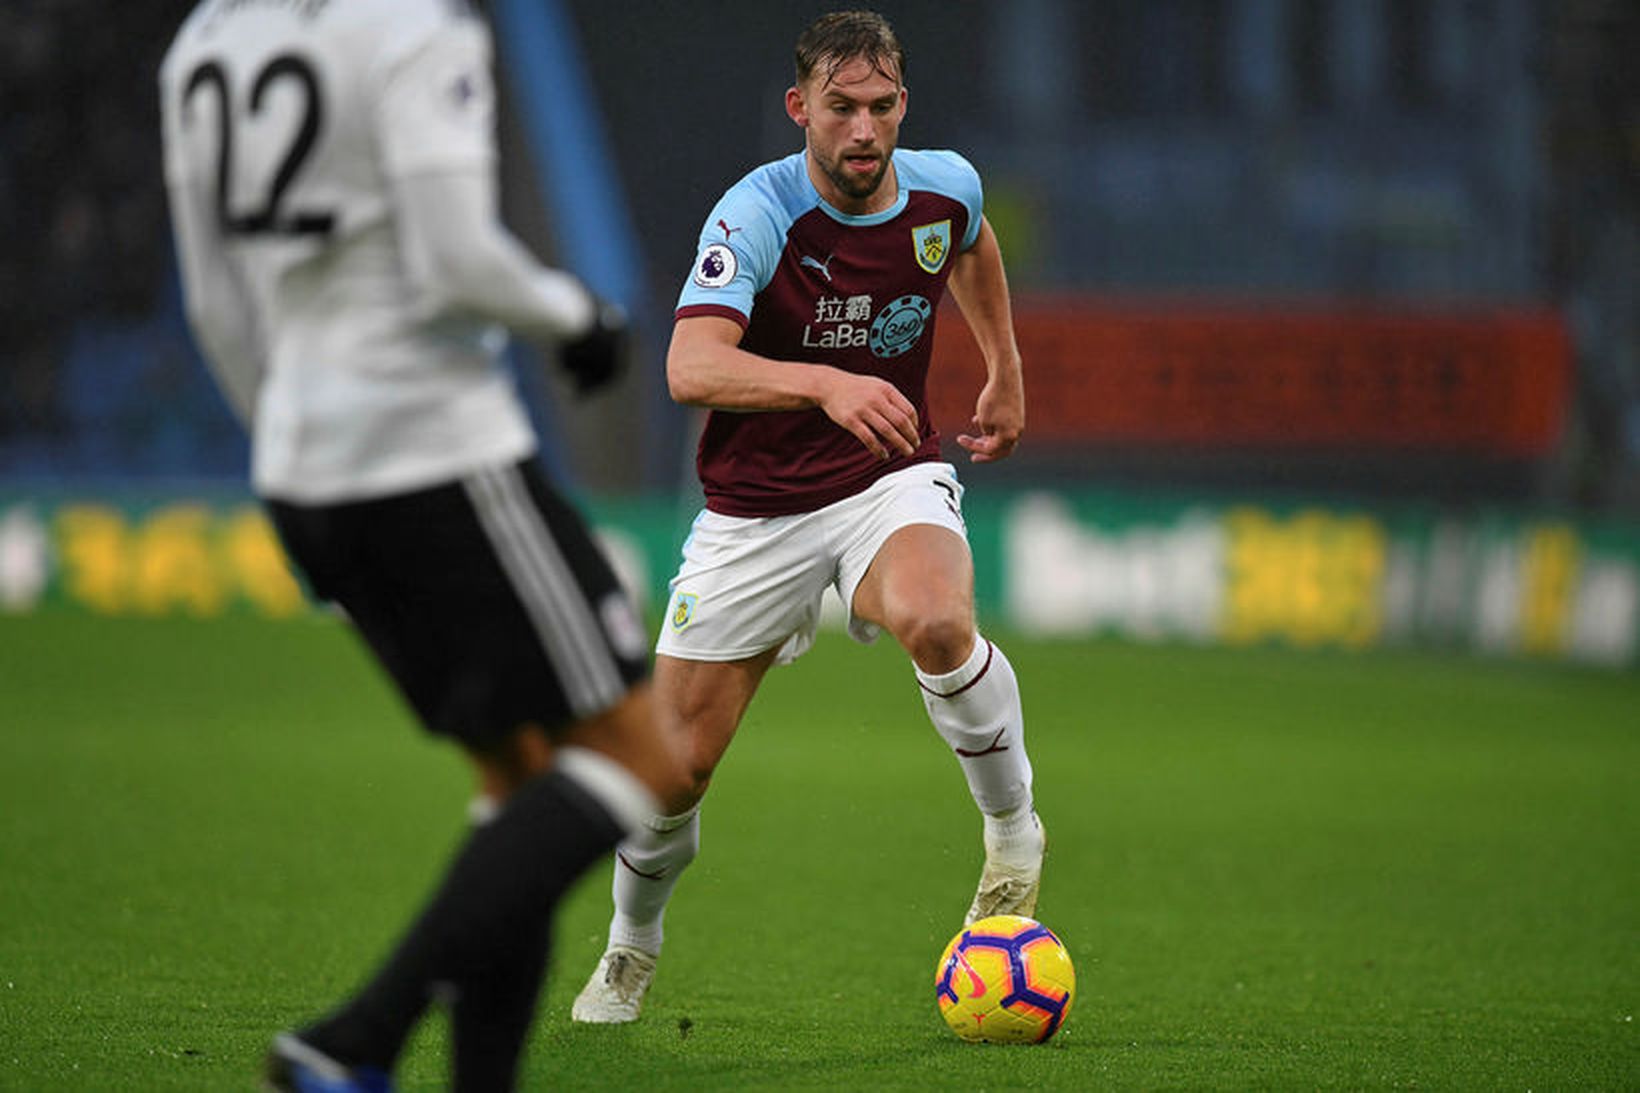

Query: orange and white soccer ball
[934,914,1075,1044]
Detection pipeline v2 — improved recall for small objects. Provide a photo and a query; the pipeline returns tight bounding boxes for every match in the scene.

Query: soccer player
[159,1,687,1089]
[571,10,1043,1024]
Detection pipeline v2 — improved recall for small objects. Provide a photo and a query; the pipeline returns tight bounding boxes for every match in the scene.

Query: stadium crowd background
[0,0,1633,511]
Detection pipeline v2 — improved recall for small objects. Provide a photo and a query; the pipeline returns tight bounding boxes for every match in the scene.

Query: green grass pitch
[0,612,1635,1089]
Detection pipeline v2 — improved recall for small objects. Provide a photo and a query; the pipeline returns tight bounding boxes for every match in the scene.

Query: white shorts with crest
[656,461,968,665]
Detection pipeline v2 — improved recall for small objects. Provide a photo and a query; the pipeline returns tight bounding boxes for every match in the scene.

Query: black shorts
[267,459,649,748]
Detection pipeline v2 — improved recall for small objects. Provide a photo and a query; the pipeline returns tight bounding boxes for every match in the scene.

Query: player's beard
[820,148,891,202]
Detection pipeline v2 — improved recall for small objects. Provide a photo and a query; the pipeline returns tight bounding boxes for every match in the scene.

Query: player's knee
[676,735,722,806]
[641,763,709,817]
[678,768,714,811]
[662,710,734,805]
[895,611,976,675]
[639,747,698,817]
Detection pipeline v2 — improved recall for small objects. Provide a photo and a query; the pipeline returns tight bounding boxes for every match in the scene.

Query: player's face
[787,56,907,214]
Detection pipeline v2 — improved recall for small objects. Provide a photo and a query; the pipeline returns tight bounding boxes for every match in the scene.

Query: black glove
[560,297,630,393]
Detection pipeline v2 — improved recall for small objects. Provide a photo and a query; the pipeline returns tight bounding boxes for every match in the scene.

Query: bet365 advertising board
[1,489,1635,668]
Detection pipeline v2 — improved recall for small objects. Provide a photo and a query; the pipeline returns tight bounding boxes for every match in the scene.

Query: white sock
[982,807,1043,869]
[470,750,659,832]
[607,806,700,956]
[468,795,501,827]
[916,634,1034,818]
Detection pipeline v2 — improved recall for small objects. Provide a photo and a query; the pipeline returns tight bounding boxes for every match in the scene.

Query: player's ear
[785,85,809,128]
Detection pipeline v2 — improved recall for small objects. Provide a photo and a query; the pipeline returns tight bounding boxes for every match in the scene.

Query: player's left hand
[560,297,631,393]
[956,376,1024,463]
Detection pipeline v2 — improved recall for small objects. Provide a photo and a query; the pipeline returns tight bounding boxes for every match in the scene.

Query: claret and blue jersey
[676,148,984,517]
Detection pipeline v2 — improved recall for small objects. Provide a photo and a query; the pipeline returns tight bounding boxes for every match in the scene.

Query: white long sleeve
[165,133,264,426]
[158,0,570,502]
[393,167,596,345]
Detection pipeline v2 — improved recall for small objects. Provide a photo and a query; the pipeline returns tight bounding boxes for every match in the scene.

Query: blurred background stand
[1,0,1636,663]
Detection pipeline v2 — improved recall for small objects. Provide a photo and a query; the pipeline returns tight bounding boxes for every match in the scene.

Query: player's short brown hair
[794,10,905,90]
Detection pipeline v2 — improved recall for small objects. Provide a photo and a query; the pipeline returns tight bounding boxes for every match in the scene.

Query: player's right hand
[560,297,631,393]
[818,370,920,461]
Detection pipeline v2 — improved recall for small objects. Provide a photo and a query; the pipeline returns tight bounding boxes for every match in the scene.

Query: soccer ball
[934,915,1075,1044]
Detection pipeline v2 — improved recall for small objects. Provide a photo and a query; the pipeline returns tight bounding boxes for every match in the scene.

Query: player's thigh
[852,521,975,633]
[656,509,833,662]
[837,462,976,637]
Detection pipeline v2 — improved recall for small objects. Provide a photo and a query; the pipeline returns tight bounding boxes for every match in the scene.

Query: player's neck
[807,154,899,218]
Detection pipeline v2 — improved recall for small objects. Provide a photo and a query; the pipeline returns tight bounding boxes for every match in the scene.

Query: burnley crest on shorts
[670,592,698,631]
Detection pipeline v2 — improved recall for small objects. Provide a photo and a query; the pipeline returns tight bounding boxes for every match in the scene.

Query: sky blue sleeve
[902,149,984,250]
[674,171,788,319]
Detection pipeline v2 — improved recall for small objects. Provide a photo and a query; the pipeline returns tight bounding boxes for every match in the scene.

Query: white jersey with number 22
[160,0,536,502]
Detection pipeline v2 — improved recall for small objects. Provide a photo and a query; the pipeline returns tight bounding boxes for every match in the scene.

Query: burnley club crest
[911,220,951,274]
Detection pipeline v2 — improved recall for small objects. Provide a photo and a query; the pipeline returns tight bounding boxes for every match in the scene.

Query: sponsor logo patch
[869,294,932,358]
[693,243,737,288]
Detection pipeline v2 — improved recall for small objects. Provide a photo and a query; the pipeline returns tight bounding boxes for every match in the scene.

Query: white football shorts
[656,461,969,665]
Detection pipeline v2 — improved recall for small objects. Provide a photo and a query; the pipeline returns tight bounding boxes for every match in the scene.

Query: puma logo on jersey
[800,254,835,282]
[716,219,743,241]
